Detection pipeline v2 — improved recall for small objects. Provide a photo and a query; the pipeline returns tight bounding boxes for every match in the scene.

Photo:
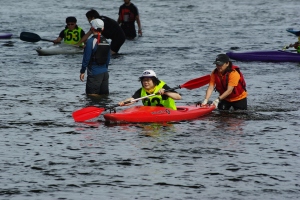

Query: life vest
[141,80,177,110]
[119,8,135,23]
[63,26,83,45]
[214,65,246,99]
[89,35,110,65]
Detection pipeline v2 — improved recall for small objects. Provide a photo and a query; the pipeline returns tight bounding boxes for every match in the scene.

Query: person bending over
[201,54,247,110]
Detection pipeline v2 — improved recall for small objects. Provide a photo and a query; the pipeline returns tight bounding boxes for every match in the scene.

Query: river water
[1,0,299,199]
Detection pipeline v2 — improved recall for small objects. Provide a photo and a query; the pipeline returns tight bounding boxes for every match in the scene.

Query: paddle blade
[180,74,211,90]
[20,32,41,42]
[72,106,105,122]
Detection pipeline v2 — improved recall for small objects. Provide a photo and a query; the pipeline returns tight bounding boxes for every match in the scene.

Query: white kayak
[36,44,83,55]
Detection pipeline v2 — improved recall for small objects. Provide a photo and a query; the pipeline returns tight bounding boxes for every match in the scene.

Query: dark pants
[218,98,247,110]
[111,34,125,53]
[121,22,137,39]
[86,72,109,95]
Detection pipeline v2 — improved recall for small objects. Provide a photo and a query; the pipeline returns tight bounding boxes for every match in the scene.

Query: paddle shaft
[283,45,292,50]
[40,38,54,42]
[282,43,298,50]
[106,86,181,109]
[127,87,179,102]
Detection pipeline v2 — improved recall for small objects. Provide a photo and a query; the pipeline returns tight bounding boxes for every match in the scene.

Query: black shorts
[218,97,247,110]
[121,23,137,39]
[111,34,125,53]
[86,72,109,95]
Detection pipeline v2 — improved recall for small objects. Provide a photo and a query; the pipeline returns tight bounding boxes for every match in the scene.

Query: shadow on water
[76,119,177,137]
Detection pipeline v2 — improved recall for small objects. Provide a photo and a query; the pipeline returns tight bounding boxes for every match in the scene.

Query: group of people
[52,0,142,97]
[52,1,249,111]
[53,0,142,53]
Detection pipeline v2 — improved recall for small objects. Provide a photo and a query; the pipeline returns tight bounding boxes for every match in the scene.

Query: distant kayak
[226,50,300,62]
[0,33,12,39]
[103,105,215,123]
[36,44,83,56]
[286,28,300,36]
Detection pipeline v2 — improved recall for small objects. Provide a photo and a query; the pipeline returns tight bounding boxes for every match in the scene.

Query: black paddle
[20,32,53,43]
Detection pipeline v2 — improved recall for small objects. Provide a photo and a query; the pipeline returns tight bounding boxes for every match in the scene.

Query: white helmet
[140,70,157,78]
[90,19,104,30]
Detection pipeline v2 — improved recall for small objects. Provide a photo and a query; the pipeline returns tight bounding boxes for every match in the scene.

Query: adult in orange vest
[201,54,248,110]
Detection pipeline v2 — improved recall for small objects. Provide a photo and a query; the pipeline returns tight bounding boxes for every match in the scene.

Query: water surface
[0,0,299,199]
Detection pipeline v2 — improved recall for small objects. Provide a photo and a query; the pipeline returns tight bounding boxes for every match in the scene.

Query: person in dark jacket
[76,9,125,55]
[79,19,110,96]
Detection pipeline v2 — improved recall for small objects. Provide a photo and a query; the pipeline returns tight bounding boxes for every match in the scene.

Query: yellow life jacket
[63,26,83,45]
[141,80,177,110]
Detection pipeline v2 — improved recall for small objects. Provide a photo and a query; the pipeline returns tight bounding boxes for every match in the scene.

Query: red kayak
[103,105,215,123]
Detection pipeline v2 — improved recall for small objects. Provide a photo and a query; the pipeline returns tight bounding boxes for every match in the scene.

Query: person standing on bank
[76,9,125,55]
[79,19,110,96]
[117,0,142,39]
[201,54,247,110]
[118,70,181,110]
[53,16,85,45]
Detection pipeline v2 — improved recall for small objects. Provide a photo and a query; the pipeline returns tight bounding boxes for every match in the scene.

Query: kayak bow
[226,50,300,62]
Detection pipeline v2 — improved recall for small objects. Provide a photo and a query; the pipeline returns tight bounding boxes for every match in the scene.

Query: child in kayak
[53,16,85,46]
[119,70,181,110]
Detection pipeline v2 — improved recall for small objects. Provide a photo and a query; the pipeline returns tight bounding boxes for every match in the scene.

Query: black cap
[213,54,230,65]
[66,16,77,23]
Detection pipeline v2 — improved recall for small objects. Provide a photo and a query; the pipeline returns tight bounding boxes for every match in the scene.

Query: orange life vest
[214,65,246,99]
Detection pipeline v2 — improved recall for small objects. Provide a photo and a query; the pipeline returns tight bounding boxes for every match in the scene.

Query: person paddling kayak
[288,37,300,53]
[119,70,181,110]
[200,54,248,110]
[53,16,85,46]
